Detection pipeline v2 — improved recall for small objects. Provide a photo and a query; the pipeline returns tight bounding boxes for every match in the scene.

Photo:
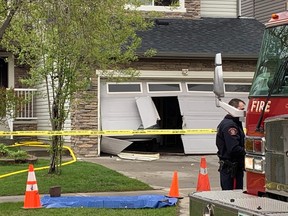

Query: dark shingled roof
[137,17,265,59]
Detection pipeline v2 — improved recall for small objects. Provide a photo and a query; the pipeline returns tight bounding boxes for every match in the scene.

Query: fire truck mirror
[213,53,225,98]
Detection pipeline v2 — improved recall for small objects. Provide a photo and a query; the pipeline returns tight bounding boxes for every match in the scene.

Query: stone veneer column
[163,0,201,19]
[184,0,201,19]
[70,76,98,157]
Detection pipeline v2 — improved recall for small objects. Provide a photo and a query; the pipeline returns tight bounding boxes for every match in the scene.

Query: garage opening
[124,96,184,154]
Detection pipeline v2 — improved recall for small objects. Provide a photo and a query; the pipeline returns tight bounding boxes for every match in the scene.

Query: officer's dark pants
[220,168,244,190]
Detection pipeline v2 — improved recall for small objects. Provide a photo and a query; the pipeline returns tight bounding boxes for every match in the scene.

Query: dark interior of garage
[124,96,184,154]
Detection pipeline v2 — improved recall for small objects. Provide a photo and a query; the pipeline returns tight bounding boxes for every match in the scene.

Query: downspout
[238,0,242,18]
[97,73,101,156]
[8,54,15,139]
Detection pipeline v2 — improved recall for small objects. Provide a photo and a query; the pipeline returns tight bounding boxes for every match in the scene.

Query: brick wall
[131,58,256,72]
[162,0,201,19]
[184,0,201,19]
[13,121,37,141]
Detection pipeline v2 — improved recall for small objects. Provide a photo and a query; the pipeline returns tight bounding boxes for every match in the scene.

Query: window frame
[225,83,251,93]
[127,0,186,12]
[186,82,251,94]
[186,82,214,93]
[107,82,143,94]
[147,82,182,93]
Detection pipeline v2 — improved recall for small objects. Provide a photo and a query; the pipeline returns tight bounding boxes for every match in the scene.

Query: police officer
[216,98,246,190]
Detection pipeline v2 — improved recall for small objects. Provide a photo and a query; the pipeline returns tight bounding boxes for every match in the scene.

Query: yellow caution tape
[0,129,217,136]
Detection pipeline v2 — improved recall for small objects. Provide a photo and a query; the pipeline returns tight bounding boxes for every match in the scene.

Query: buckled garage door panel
[136,96,160,129]
[101,137,132,155]
[177,94,248,154]
[101,97,142,130]
[181,135,216,154]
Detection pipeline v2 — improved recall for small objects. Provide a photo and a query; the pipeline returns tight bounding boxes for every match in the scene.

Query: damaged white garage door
[100,81,249,155]
[101,95,160,155]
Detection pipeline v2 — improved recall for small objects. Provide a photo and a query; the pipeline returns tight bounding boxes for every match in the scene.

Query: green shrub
[0,144,28,160]
[0,143,9,157]
[7,150,29,160]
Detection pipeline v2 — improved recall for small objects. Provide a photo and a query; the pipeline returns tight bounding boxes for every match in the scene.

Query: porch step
[0,138,22,145]
[0,137,40,146]
[0,139,71,157]
[19,146,70,157]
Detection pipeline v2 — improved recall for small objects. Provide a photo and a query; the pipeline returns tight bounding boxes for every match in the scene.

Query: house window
[141,0,177,6]
[107,83,142,93]
[147,82,181,92]
[225,84,251,93]
[186,83,251,93]
[187,83,213,92]
[127,0,186,12]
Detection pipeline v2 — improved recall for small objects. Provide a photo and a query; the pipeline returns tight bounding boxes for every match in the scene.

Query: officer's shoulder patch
[228,127,238,136]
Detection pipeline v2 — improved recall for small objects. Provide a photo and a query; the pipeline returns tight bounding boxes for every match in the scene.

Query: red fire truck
[190,11,288,215]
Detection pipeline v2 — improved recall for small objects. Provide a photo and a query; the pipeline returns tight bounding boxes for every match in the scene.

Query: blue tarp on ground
[41,195,178,209]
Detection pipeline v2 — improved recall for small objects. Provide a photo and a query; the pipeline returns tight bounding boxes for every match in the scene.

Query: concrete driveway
[83,154,222,195]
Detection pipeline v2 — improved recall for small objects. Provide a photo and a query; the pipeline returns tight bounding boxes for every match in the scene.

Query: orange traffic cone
[196,157,211,192]
[168,171,182,198]
[23,164,42,209]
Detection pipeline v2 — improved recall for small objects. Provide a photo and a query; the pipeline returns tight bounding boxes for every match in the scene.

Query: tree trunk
[48,98,63,174]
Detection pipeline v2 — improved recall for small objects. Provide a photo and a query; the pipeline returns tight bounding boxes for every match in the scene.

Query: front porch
[3,88,38,136]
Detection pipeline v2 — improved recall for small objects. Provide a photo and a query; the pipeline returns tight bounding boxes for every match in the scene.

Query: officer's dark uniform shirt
[216,114,246,167]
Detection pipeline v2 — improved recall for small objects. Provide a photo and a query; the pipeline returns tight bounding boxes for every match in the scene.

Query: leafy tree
[0,0,23,40]
[0,1,27,130]
[0,87,27,128]
[0,0,154,174]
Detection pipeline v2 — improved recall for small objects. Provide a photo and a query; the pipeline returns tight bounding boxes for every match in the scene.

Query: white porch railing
[14,88,37,120]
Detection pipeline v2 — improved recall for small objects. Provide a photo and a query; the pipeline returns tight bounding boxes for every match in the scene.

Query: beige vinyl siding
[240,0,254,17]
[241,0,286,23]
[35,82,51,132]
[35,80,71,143]
[255,0,286,23]
[201,0,238,18]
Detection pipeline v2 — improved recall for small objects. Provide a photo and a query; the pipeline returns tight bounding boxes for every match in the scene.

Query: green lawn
[0,159,178,215]
[0,159,152,195]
